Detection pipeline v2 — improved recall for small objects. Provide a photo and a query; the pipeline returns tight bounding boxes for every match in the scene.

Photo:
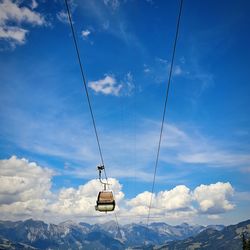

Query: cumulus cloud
[0,156,53,205]
[88,73,135,96]
[0,156,54,221]
[0,0,44,26]
[193,182,235,214]
[0,26,28,44]
[127,186,194,218]
[81,29,91,39]
[126,183,234,220]
[128,186,192,213]
[50,178,124,219]
[156,185,192,211]
[88,75,122,96]
[0,156,235,223]
[0,0,45,47]
[0,156,124,222]
[128,191,153,207]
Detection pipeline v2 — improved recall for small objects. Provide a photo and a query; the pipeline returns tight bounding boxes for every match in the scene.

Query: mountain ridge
[0,218,248,249]
[156,219,250,250]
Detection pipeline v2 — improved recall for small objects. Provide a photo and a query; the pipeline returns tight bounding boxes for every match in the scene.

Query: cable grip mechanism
[97,165,107,190]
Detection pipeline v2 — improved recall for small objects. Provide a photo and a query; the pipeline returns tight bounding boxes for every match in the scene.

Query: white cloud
[125,182,235,221]
[127,186,193,213]
[0,0,44,26]
[0,156,53,205]
[0,0,45,47]
[81,29,91,39]
[56,10,69,24]
[0,156,53,221]
[156,185,192,211]
[88,75,122,96]
[88,73,135,96]
[193,182,235,214]
[0,26,28,44]
[128,191,153,207]
[50,178,124,219]
[0,156,236,223]
[0,156,123,222]
[126,186,194,218]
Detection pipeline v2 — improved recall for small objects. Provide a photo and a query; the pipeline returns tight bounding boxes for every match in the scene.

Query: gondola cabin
[95,190,115,212]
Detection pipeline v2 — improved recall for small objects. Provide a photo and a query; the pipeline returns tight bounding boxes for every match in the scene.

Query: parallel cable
[64,0,108,181]
[64,0,121,237]
[144,0,184,243]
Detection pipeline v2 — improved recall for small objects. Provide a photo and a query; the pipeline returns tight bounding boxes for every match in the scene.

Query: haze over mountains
[0,219,249,249]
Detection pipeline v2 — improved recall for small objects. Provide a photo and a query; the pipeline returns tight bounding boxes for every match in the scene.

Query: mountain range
[0,218,248,249]
[157,219,250,250]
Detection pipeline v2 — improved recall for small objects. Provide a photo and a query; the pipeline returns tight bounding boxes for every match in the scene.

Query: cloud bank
[0,156,235,224]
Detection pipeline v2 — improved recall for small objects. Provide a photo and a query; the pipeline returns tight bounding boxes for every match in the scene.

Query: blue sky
[0,0,250,225]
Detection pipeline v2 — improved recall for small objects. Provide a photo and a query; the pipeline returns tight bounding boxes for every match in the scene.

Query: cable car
[95,190,115,212]
[95,165,116,212]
